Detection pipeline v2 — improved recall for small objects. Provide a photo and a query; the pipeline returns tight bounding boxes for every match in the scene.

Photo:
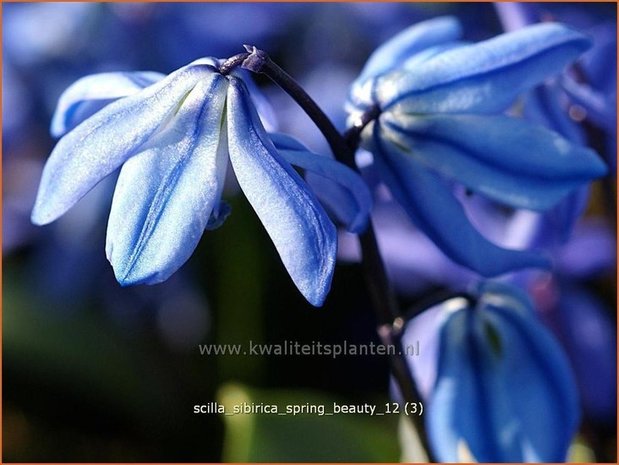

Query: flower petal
[50,71,165,137]
[106,74,229,285]
[358,16,462,82]
[227,78,336,306]
[523,83,586,145]
[381,113,606,211]
[371,123,549,276]
[232,69,278,132]
[349,16,462,110]
[377,23,591,113]
[31,63,215,226]
[428,282,579,462]
[270,132,372,233]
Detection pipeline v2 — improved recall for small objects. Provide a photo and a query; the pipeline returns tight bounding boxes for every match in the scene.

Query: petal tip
[304,285,330,308]
[113,265,163,287]
[30,202,56,226]
[347,215,370,235]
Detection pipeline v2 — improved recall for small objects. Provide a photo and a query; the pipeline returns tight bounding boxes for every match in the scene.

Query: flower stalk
[241,46,436,462]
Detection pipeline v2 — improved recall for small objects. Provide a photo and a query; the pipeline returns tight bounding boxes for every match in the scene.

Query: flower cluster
[29,11,613,463]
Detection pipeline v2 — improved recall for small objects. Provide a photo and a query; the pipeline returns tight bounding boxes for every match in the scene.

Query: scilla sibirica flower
[347,17,607,277]
[402,281,579,462]
[31,57,371,306]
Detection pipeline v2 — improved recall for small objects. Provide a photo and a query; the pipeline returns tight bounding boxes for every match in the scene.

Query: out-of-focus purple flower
[496,2,616,240]
[403,281,579,462]
[511,219,617,424]
[347,17,606,277]
[534,279,616,424]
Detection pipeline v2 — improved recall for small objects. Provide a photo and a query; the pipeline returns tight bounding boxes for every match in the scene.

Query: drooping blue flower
[31,58,371,306]
[403,281,580,462]
[347,17,607,277]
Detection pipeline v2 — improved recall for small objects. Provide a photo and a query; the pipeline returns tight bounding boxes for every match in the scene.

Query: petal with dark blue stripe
[378,23,591,114]
[371,123,549,276]
[106,74,229,285]
[380,113,606,211]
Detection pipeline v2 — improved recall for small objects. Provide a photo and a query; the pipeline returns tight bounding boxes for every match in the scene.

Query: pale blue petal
[227,78,336,306]
[270,133,372,233]
[371,123,549,276]
[31,64,214,226]
[50,71,165,137]
[400,41,468,71]
[357,16,462,82]
[377,23,591,113]
[381,113,606,211]
[304,172,368,234]
[349,16,462,111]
[269,132,307,152]
[401,300,462,400]
[106,74,228,286]
[429,284,579,461]
[232,69,278,132]
[187,56,221,68]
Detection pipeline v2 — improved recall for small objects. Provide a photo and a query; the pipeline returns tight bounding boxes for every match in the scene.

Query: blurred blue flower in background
[403,281,580,462]
[503,209,617,425]
[31,58,370,306]
[347,17,607,277]
[496,2,617,241]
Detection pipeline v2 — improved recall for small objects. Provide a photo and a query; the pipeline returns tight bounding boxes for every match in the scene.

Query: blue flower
[347,17,607,277]
[31,58,370,306]
[403,281,580,462]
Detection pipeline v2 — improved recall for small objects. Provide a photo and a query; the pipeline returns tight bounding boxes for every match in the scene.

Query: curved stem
[242,46,436,462]
[242,46,356,168]
[220,52,250,75]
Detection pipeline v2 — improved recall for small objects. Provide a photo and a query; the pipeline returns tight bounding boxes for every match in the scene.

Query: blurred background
[2,2,616,461]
